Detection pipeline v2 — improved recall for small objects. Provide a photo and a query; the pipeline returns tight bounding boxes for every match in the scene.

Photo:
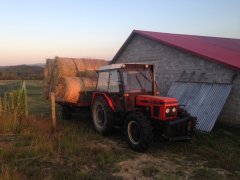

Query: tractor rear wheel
[125,112,153,152]
[91,96,115,135]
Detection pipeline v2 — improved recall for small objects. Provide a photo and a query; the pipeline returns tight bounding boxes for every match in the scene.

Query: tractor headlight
[172,107,177,113]
[165,108,170,114]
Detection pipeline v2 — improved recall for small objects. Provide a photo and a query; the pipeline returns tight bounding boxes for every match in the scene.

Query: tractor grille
[153,106,160,117]
[166,111,177,118]
[166,107,177,118]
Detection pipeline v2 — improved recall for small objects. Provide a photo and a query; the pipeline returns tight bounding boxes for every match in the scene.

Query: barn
[111,30,240,128]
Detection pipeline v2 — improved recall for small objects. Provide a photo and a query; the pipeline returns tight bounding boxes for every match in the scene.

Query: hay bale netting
[44,59,55,97]
[44,57,108,99]
[53,57,108,76]
[54,77,96,104]
[44,58,55,83]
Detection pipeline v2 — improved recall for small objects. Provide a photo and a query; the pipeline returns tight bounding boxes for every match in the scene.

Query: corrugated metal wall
[167,82,232,132]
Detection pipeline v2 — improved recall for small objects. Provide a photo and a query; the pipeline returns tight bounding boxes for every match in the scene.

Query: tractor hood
[136,95,178,120]
[136,95,178,106]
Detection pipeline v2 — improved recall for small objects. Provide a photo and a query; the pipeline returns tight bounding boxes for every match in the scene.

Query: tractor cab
[95,63,177,120]
[91,63,197,151]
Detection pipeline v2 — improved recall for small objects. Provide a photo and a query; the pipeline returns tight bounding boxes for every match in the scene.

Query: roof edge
[135,31,240,70]
[111,30,138,64]
[111,30,240,70]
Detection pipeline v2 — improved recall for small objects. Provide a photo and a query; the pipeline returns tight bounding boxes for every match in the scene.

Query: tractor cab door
[108,70,124,112]
[96,70,124,112]
[121,68,153,112]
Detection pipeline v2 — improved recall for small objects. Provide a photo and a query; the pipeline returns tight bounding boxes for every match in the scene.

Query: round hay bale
[43,57,108,100]
[54,77,96,104]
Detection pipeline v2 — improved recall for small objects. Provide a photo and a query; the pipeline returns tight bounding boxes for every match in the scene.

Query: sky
[0,0,240,66]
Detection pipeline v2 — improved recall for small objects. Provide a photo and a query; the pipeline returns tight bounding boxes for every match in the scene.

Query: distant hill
[0,64,44,80]
[25,63,45,67]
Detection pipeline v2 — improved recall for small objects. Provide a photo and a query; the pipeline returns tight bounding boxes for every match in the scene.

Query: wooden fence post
[51,92,56,131]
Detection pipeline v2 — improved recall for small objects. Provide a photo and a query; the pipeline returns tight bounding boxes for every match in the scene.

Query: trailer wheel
[61,105,72,120]
[125,112,153,152]
[92,96,115,135]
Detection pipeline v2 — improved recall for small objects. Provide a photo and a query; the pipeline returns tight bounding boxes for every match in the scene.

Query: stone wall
[113,34,240,125]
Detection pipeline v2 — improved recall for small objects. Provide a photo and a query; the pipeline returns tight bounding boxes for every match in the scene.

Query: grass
[25,80,51,116]
[150,124,240,173]
[0,80,131,179]
[0,80,22,94]
[0,117,130,179]
[191,168,224,180]
[0,80,51,116]
[0,80,239,179]
[142,165,159,177]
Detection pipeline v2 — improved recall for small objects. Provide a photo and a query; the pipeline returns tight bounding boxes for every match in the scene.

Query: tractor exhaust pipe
[152,65,157,96]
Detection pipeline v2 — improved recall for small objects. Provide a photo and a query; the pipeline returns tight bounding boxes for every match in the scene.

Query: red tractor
[91,63,197,151]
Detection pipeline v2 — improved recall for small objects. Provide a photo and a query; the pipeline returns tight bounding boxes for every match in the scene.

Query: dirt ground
[113,153,233,180]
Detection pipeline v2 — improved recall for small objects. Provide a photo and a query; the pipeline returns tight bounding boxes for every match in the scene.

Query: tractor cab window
[109,70,120,93]
[123,69,152,93]
[97,71,109,91]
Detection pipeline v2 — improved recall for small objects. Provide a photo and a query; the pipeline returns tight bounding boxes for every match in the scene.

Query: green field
[0,80,51,116]
[0,80,240,179]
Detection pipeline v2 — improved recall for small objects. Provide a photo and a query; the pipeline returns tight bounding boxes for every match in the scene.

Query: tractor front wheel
[125,112,153,152]
[91,96,115,135]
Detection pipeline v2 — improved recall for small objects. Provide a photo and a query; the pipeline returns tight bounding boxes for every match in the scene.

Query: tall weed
[0,81,28,133]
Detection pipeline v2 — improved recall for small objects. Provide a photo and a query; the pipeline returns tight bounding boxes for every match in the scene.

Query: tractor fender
[91,92,115,112]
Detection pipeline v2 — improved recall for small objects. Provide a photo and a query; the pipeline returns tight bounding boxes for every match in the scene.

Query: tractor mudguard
[92,92,115,112]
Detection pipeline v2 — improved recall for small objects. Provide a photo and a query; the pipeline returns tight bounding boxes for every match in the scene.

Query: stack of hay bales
[44,57,108,103]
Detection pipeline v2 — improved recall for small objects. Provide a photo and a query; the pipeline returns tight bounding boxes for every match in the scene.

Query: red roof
[112,30,240,70]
